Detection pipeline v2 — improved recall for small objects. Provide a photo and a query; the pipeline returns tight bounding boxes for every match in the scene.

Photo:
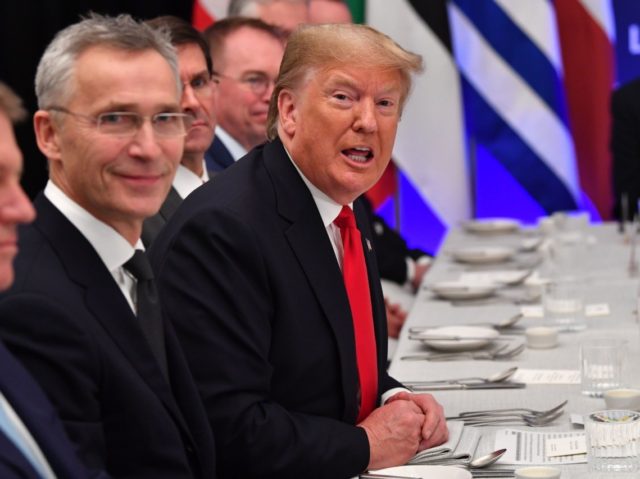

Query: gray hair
[0,82,27,123]
[35,13,180,109]
[227,0,310,17]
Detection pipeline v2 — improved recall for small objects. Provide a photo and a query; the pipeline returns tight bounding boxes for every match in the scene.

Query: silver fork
[401,343,525,361]
[457,400,568,418]
[454,409,564,427]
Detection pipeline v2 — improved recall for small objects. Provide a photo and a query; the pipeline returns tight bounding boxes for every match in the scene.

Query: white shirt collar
[173,162,207,199]
[282,146,352,225]
[44,181,140,272]
[215,126,248,161]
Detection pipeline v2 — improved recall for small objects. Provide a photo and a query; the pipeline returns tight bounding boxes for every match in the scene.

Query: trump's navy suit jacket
[151,138,401,479]
[0,195,216,479]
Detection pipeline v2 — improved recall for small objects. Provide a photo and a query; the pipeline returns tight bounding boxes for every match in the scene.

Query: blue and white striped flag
[450,0,581,213]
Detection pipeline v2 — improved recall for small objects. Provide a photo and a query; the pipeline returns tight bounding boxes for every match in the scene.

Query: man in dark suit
[0,15,216,479]
[142,16,218,246]
[0,81,103,479]
[152,23,447,478]
[611,77,640,220]
[203,17,284,173]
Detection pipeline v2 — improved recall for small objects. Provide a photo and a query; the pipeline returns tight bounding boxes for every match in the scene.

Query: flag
[450,0,580,214]
[192,0,228,30]
[555,0,616,219]
[367,0,471,227]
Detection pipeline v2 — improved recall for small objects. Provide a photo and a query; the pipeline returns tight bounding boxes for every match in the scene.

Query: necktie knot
[124,250,154,281]
[333,206,356,230]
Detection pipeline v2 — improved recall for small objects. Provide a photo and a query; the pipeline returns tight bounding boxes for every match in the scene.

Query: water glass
[581,339,627,397]
[586,410,640,473]
[543,278,586,331]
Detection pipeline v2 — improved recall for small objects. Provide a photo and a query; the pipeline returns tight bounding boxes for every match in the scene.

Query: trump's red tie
[334,205,378,422]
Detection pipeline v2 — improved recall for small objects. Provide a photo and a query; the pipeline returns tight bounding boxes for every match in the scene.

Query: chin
[0,269,14,291]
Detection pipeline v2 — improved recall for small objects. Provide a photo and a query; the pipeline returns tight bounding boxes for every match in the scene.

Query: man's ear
[33,110,62,162]
[278,89,298,137]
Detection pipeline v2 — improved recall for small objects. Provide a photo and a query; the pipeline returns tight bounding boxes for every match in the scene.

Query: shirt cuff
[381,387,411,405]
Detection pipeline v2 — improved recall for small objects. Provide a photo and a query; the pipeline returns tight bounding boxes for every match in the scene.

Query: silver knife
[360,474,422,479]
[407,382,526,391]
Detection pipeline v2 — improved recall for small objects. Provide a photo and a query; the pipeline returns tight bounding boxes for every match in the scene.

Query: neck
[180,154,204,177]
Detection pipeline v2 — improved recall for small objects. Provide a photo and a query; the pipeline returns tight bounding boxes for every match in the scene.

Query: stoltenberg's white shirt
[44,181,141,313]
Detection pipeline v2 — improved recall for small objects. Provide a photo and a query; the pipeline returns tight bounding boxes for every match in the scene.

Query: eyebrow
[99,103,182,113]
[185,70,210,81]
[326,72,401,96]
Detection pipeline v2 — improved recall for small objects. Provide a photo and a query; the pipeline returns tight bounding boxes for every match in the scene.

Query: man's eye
[191,76,208,89]
[334,94,348,101]
[100,113,127,124]
[155,114,177,124]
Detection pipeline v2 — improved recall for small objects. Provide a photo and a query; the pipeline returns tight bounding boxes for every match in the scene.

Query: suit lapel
[33,196,194,441]
[159,186,182,220]
[262,140,360,422]
[205,136,235,172]
[0,345,53,478]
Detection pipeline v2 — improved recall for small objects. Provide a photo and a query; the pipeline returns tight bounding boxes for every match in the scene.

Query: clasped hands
[359,391,448,471]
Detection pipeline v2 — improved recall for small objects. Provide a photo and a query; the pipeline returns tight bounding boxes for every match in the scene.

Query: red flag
[192,1,215,31]
[365,162,397,209]
[555,0,616,219]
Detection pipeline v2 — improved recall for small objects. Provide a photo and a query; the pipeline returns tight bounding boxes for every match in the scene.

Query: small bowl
[525,326,558,349]
[603,388,640,411]
[515,466,561,478]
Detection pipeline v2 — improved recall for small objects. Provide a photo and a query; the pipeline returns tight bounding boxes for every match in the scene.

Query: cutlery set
[445,400,568,427]
[401,343,525,362]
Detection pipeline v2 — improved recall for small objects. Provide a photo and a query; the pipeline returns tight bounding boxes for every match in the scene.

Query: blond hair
[266,23,423,140]
[0,82,27,123]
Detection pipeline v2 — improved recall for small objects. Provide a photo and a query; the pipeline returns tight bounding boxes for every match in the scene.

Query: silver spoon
[403,366,518,386]
[469,448,507,468]
[495,313,523,329]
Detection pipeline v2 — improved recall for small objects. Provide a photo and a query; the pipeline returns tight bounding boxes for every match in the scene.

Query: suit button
[186,445,194,455]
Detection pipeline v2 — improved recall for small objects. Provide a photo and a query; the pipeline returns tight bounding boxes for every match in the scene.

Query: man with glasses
[0,14,216,479]
[142,16,218,245]
[203,17,284,172]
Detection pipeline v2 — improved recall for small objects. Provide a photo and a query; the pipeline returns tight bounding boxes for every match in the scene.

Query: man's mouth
[342,147,373,163]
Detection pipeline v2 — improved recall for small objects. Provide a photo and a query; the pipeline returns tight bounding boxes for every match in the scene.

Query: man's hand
[358,398,424,470]
[386,391,448,450]
[411,261,430,292]
[385,298,407,339]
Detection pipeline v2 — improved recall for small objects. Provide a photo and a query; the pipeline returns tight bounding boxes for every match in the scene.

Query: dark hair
[146,15,213,75]
[203,17,283,70]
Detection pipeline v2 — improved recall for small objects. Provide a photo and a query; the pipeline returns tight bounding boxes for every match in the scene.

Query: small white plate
[464,218,520,234]
[430,281,497,300]
[370,465,471,479]
[414,325,500,351]
[451,246,516,264]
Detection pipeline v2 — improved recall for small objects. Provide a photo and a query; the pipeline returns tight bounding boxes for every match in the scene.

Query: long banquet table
[389,222,640,477]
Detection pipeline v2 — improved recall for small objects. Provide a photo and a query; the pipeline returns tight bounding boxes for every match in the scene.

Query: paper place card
[521,305,544,318]
[545,434,587,457]
[585,303,610,317]
[495,429,587,465]
[512,369,581,384]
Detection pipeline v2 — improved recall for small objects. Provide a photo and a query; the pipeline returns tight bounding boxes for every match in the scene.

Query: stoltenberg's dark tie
[124,250,169,381]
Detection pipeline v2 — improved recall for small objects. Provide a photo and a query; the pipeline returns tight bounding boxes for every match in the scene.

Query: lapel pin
[366,239,372,252]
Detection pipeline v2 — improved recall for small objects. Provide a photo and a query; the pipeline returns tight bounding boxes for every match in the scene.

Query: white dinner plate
[369,464,471,479]
[414,325,500,351]
[451,246,516,264]
[464,218,520,234]
[430,281,497,300]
